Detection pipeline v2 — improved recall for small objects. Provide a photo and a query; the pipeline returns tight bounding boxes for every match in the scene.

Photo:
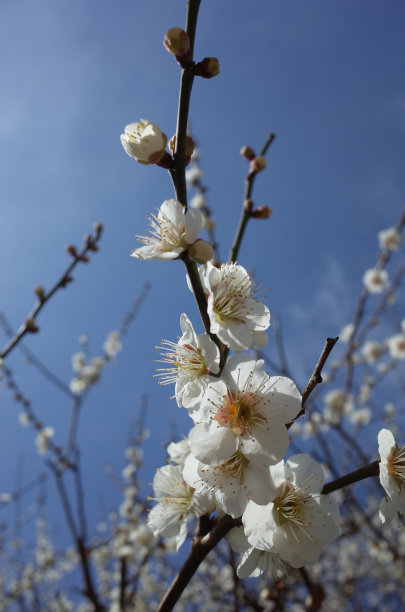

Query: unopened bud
[194,57,220,79]
[163,28,190,58]
[243,199,254,212]
[251,206,272,219]
[94,222,103,236]
[60,276,73,288]
[204,217,215,231]
[25,318,39,333]
[67,245,78,258]
[249,156,266,173]
[79,255,90,263]
[34,286,45,300]
[168,134,195,163]
[240,146,255,161]
[188,239,214,264]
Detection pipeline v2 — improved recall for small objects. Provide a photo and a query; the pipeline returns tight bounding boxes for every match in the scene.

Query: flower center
[155,341,207,386]
[274,481,312,527]
[215,451,250,484]
[388,444,405,486]
[215,390,264,436]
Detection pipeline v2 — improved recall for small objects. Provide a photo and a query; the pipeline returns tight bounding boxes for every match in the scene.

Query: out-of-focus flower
[363,268,389,294]
[120,120,167,165]
[131,199,203,261]
[155,313,220,412]
[323,389,354,425]
[190,193,206,209]
[340,323,354,343]
[378,227,402,252]
[103,331,122,360]
[378,429,405,523]
[362,340,383,364]
[36,427,54,455]
[386,334,405,360]
[242,454,341,568]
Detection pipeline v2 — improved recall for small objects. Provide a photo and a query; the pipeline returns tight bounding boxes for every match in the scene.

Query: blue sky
[0,0,405,546]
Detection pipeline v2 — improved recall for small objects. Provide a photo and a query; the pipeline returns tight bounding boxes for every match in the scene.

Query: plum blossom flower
[120,120,167,164]
[131,199,203,261]
[183,450,275,518]
[226,524,285,579]
[196,262,270,351]
[378,428,405,524]
[386,333,405,360]
[363,268,389,294]
[242,455,341,568]
[36,427,54,455]
[362,340,383,364]
[378,227,402,252]
[147,463,213,550]
[188,354,301,465]
[323,389,354,425]
[155,313,220,412]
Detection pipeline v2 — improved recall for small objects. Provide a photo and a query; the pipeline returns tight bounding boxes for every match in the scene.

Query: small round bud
[251,206,272,219]
[240,146,255,161]
[249,156,266,173]
[34,286,45,300]
[190,193,206,209]
[168,134,195,163]
[204,217,215,231]
[188,239,214,264]
[25,318,39,333]
[67,245,78,258]
[163,28,190,58]
[194,57,220,79]
[94,222,103,236]
[243,199,254,212]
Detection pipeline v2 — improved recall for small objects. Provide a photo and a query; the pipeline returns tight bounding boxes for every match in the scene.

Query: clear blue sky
[0,0,404,536]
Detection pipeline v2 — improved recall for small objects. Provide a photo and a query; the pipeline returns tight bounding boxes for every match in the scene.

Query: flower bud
[249,156,266,173]
[240,146,255,161]
[169,134,195,163]
[34,286,45,300]
[188,239,214,264]
[25,318,39,333]
[163,27,190,58]
[120,120,167,165]
[194,57,220,79]
[251,206,272,219]
[66,245,78,258]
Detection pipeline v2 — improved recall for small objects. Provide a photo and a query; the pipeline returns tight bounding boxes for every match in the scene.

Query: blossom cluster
[123,177,342,576]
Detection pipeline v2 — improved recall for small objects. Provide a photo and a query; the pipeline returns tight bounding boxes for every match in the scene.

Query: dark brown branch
[157,514,241,612]
[290,336,339,425]
[321,460,380,495]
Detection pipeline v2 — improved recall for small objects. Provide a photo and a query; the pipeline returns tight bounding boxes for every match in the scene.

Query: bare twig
[229,133,275,264]
[0,224,103,360]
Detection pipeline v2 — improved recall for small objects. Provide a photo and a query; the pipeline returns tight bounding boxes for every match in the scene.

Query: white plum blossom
[190,193,206,209]
[103,331,122,360]
[386,333,405,360]
[167,439,191,467]
[131,199,203,261]
[120,120,167,164]
[363,268,389,294]
[36,427,54,455]
[147,463,213,550]
[378,227,402,252]
[70,352,105,394]
[378,428,405,524]
[196,262,270,351]
[339,323,355,343]
[242,455,341,568]
[324,389,354,425]
[188,354,301,465]
[186,165,204,186]
[226,525,285,580]
[362,340,383,364]
[183,450,275,518]
[155,313,220,412]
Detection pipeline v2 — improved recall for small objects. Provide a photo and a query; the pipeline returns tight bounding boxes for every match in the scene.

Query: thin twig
[229,133,275,264]
[0,224,103,360]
